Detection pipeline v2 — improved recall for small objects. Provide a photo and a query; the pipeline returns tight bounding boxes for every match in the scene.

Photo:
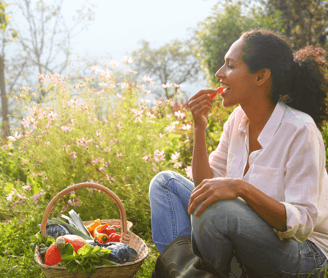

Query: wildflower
[175,110,186,120]
[181,124,191,130]
[116,153,123,158]
[122,56,133,64]
[8,131,23,142]
[171,152,180,161]
[174,83,185,88]
[121,82,130,89]
[162,83,172,88]
[62,144,71,149]
[44,141,50,147]
[90,66,99,73]
[32,191,45,204]
[110,60,119,67]
[91,158,104,164]
[6,189,15,202]
[61,125,73,132]
[32,172,45,177]
[185,166,193,181]
[142,76,152,82]
[70,152,77,159]
[159,133,164,138]
[16,193,26,203]
[143,155,151,162]
[22,185,32,190]
[76,137,93,147]
[152,162,157,173]
[165,123,176,133]
[154,150,165,162]
[117,122,123,130]
[166,113,172,118]
[146,111,155,118]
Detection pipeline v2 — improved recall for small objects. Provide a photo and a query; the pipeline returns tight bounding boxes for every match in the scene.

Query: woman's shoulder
[282,103,317,130]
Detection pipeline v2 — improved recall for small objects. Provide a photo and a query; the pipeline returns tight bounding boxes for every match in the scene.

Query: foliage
[193,2,283,86]
[131,39,200,100]
[260,0,328,50]
[3,60,195,239]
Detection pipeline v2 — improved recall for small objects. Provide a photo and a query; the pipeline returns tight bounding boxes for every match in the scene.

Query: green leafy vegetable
[58,243,118,276]
[68,209,92,238]
[47,217,93,240]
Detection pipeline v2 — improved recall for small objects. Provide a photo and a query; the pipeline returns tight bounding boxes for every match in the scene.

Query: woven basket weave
[34,182,148,278]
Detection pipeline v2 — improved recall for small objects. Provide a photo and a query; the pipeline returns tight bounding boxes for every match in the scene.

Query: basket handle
[41,182,128,237]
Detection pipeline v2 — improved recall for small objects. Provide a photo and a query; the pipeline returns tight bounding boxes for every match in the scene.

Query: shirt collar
[238,101,286,148]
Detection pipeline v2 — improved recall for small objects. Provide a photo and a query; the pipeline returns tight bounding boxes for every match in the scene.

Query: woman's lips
[220,83,230,95]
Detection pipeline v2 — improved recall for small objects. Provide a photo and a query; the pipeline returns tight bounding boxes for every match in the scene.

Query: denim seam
[162,177,178,240]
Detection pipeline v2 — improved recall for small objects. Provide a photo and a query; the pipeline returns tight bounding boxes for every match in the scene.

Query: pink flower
[32,172,45,177]
[185,166,193,181]
[22,185,32,190]
[152,162,157,173]
[32,191,45,204]
[181,124,191,130]
[8,131,23,142]
[162,83,172,88]
[70,152,77,159]
[122,56,133,64]
[142,76,152,82]
[116,153,123,158]
[110,60,119,67]
[6,189,15,202]
[16,193,26,203]
[61,126,73,132]
[175,110,186,120]
[174,83,185,88]
[171,152,180,161]
[76,137,93,147]
[154,150,165,162]
[62,144,71,149]
[91,158,104,164]
[117,122,123,130]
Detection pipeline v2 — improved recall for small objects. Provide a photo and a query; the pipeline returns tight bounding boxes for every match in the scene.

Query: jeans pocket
[279,240,328,278]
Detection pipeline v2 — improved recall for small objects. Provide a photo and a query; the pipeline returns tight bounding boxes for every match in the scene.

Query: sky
[62,0,223,96]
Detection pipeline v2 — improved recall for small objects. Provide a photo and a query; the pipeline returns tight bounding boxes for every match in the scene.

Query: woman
[149,29,328,277]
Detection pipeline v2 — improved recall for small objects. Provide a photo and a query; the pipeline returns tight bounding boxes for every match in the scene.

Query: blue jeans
[149,171,328,278]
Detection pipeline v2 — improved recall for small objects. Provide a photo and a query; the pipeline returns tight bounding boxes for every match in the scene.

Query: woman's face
[215,38,259,108]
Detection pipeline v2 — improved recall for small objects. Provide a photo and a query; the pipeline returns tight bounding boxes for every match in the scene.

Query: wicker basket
[34,182,149,278]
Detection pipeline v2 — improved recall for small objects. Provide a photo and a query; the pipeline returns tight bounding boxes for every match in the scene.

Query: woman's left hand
[188,178,240,216]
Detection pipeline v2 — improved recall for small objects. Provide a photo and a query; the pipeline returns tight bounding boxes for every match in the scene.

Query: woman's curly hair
[240,29,328,131]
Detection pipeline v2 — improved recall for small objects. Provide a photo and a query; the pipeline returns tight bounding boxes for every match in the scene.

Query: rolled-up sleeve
[274,123,321,242]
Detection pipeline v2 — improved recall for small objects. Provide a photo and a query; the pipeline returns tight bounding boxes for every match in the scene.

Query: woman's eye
[228,63,234,69]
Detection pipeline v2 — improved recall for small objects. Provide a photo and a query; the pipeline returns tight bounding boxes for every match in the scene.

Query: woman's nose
[215,65,225,80]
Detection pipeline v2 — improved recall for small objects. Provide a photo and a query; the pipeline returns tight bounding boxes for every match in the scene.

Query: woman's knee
[191,198,250,234]
[149,170,177,197]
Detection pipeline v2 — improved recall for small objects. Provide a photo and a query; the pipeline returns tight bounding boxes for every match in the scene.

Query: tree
[193,2,283,86]
[260,0,328,51]
[131,39,200,100]
[0,0,94,138]
[0,0,17,141]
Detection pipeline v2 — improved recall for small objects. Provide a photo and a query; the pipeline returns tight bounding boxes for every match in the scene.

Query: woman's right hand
[188,89,215,130]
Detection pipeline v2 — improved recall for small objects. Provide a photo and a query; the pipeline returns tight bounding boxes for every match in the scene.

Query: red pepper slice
[209,87,223,98]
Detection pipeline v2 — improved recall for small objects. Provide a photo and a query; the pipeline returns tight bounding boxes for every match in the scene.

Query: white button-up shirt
[209,101,328,259]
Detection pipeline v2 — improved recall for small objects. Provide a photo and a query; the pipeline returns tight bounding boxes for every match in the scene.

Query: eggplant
[45,224,70,238]
[85,240,137,264]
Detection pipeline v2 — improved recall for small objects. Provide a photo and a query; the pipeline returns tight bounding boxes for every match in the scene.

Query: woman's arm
[237,179,287,232]
[188,89,216,187]
[192,127,213,187]
[188,177,287,232]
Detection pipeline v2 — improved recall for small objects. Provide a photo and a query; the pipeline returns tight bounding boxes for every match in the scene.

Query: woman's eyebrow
[225,57,235,62]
